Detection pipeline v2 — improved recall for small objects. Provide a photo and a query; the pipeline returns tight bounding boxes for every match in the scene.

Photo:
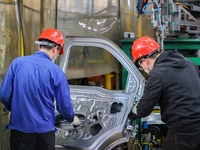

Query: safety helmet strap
[140,50,159,59]
[35,40,56,47]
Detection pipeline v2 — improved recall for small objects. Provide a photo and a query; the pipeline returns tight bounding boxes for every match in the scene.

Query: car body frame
[55,36,145,150]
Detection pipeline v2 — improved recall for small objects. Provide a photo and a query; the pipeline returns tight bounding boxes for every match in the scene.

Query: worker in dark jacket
[0,28,80,150]
[131,36,200,150]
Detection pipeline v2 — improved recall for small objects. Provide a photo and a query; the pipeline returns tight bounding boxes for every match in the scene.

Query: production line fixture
[137,0,200,49]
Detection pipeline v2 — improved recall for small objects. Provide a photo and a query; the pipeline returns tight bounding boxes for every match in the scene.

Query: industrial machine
[137,0,200,49]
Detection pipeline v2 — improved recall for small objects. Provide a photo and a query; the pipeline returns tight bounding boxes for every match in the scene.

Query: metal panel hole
[89,123,102,136]
[110,102,123,114]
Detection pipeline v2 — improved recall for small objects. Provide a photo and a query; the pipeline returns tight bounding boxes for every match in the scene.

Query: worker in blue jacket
[0,28,80,150]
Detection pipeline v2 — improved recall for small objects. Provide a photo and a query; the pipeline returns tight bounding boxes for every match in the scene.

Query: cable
[142,2,155,13]
[134,140,142,150]
[136,0,140,17]
[152,0,162,31]
[175,2,190,10]
[136,0,148,18]
[141,0,162,31]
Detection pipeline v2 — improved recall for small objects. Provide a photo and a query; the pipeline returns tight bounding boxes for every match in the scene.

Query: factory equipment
[136,0,200,50]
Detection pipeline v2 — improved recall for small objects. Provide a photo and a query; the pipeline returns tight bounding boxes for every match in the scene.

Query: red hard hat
[132,36,160,62]
[37,28,64,55]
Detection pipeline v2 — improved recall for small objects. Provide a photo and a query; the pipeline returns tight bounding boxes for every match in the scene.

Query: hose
[141,0,162,31]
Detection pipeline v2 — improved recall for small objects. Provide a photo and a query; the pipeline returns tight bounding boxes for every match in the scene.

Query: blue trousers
[162,127,200,150]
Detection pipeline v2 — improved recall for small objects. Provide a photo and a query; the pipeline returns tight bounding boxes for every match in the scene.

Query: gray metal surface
[55,36,145,150]
[142,112,164,125]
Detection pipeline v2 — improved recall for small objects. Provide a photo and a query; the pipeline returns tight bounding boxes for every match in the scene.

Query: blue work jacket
[0,51,74,133]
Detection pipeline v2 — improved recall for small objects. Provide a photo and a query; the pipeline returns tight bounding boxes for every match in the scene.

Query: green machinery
[164,38,200,65]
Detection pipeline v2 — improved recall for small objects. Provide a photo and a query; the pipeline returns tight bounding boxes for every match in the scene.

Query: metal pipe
[55,0,58,29]
[40,0,44,32]
[16,0,26,56]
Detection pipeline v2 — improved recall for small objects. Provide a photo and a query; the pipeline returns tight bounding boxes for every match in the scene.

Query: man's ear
[144,58,150,66]
[52,46,57,54]
[54,46,60,53]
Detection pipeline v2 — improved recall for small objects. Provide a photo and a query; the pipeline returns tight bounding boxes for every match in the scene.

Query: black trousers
[162,127,200,150]
[10,130,55,150]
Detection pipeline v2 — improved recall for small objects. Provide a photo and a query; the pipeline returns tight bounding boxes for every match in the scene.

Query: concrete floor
[0,103,10,150]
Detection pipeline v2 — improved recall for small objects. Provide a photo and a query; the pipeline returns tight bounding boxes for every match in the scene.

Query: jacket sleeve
[0,65,14,111]
[55,74,74,122]
[137,72,163,117]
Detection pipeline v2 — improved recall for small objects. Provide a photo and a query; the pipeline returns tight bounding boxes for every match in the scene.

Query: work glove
[132,104,138,115]
[71,115,80,128]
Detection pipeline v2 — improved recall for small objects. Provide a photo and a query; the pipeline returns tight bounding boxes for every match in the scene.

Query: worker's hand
[132,104,138,115]
[71,115,80,128]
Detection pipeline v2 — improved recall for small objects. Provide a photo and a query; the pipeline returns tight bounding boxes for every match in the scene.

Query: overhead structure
[136,0,200,50]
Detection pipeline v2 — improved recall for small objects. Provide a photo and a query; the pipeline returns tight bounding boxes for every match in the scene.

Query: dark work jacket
[137,50,200,133]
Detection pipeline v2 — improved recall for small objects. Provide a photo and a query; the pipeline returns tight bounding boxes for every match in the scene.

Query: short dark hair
[39,45,53,50]
[148,50,161,59]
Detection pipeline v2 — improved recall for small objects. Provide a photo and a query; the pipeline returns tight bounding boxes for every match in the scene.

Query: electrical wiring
[136,0,140,17]
[153,0,162,31]
[136,0,149,17]
[175,2,190,10]
[134,140,142,150]
[142,2,155,13]
[140,0,162,31]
